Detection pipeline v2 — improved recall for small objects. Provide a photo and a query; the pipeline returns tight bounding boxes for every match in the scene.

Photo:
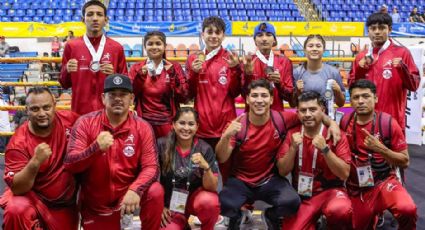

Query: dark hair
[82,0,107,17]
[303,34,326,50]
[349,79,377,95]
[297,91,325,107]
[162,107,199,174]
[247,79,274,96]
[26,87,54,105]
[366,12,392,27]
[144,31,167,59]
[202,16,226,33]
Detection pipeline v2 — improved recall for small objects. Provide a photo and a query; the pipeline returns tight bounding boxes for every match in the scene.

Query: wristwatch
[321,145,330,155]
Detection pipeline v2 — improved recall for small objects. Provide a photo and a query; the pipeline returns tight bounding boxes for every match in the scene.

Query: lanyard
[146,58,165,76]
[255,50,274,68]
[172,143,196,190]
[353,112,377,164]
[298,125,324,171]
[83,34,106,63]
[204,47,221,61]
[366,39,390,62]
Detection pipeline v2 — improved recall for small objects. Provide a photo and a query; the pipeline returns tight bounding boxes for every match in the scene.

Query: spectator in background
[12,96,27,128]
[63,30,75,43]
[409,6,425,22]
[0,36,10,57]
[391,7,401,23]
[51,36,61,57]
[379,4,388,14]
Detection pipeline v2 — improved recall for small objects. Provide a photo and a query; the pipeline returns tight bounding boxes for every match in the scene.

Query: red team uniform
[60,36,128,115]
[343,111,417,229]
[1,111,80,230]
[186,47,242,142]
[242,54,294,111]
[64,110,163,230]
[278,126,352,230]
[349,39,420,131]
[129,60,188,138]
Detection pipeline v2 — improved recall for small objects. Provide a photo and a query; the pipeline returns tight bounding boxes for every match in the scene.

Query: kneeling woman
[157,107,220,230]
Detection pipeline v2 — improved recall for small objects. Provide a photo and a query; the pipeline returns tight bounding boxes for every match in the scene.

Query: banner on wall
[406,44,425,145]
[0,22,85,38]
[107,21,232,36]
[232,21,364,37]
[364,23,425,37]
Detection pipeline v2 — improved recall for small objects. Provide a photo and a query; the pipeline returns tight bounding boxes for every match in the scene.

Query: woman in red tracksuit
[157,107,220,230]
[129,31,188,138]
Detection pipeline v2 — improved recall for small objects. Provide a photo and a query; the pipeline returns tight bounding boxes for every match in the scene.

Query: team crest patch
[113,76,123,85]
[382,69,392,79]
[218,75,227,85]
[123,145,135,157]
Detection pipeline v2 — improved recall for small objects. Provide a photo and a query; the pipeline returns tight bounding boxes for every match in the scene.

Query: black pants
[219,175,300,219]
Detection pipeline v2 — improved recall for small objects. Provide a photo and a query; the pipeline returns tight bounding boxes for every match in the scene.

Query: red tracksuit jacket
[129,60,188,125]
[241,54,294,111]
[64,110,159,215]
[60,36,128,115]
[186,47,242,139]
[349,39,420,131]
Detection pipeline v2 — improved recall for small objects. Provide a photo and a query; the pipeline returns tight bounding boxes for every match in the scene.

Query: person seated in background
[409,6,424,22]
[0,36,10,57]
[391,7,401,23]
[158,107,220,230]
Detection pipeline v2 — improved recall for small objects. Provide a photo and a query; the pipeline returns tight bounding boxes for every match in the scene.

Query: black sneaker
[262,208,282,230]
[228,215,242,230]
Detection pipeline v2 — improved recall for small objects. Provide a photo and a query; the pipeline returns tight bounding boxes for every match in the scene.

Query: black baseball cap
[104,74,133,93]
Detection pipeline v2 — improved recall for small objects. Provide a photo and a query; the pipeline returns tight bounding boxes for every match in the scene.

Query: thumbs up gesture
[223,115,244,138]
[361,128,387,153]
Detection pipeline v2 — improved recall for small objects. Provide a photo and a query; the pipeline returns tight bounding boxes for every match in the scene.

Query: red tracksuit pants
[81,182,164,230]
[161,187,220,230]
[283,188,352,230]
[2,193,78,230]
[350,176,417,230]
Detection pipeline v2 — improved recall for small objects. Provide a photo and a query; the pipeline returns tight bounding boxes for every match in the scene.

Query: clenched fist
[97,131,114,151]
[66,59,78,73]
[312,135,327,150]
[33,143,52,165]
[290,132,303,149]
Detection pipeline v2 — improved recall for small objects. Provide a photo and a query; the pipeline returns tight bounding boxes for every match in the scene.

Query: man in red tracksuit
[277,91,352,230]
[1,87,79,230]
[344,79,417,229]
[186,16,241,150]
[60,0,127,115]
[349,12,420,131]
[64,74,163,230]
[242,22,293,111]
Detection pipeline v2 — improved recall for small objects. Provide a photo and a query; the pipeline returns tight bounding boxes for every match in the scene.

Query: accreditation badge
[298,172,314,197]
[169,188,189,214]
[356,164,374,187]
[90,61,100,72]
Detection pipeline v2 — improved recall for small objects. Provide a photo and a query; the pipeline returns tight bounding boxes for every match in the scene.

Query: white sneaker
[193,215,225,226]
[241,209,254,224]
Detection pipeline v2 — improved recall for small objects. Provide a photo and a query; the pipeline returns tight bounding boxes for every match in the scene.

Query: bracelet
[203,165,212,172]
